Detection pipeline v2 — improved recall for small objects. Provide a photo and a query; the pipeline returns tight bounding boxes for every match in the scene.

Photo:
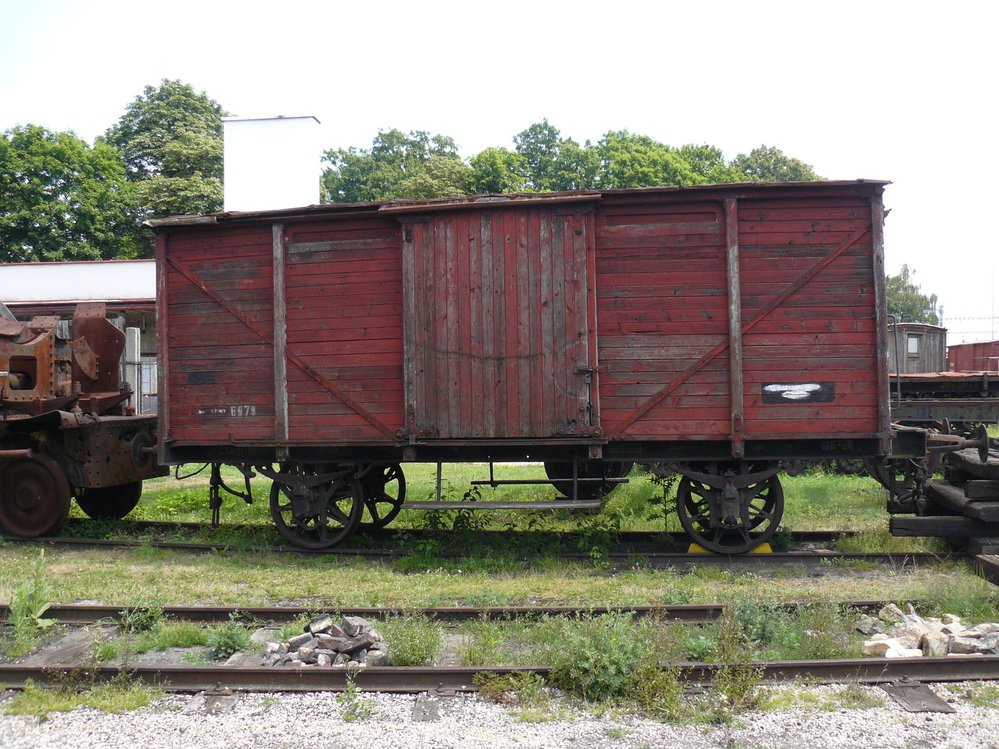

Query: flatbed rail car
[890,371,999,432]
[1,302,167,536]
[153,180,920,553]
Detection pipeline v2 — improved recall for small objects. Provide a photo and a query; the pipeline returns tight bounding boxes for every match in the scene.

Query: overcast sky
[2,0,996,342]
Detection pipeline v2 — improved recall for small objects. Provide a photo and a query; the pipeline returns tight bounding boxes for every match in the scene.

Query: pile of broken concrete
[264,614,391,668]
[859,603,999,658]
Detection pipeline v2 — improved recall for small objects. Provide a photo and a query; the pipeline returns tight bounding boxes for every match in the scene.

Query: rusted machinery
[0,301,166,536]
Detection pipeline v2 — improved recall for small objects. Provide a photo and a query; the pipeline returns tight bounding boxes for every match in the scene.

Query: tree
[887,264,940,324]
[103,80,224,217]
[469,147,528,194]
[398,156,474,199]
[0,125,141,262]
[513,120,599,192]
[594,130,699,189]
[730,145,820,182]
[322,129,466,203]
[677,144,747,184]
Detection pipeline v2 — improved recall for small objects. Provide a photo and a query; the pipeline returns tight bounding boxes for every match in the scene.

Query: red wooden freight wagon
[153,180,892,552]
[948,339,999,372]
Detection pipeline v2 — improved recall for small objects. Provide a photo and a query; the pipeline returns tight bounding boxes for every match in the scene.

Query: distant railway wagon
[887,322,947,375]
[885,326,999,434]
[949,339,999,373]
[153,180,902,553]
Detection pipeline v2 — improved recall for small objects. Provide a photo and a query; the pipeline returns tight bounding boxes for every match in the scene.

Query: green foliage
[4,676,159,720]
[629,661,685,722]
[321,121,820,204]
[513,119,599,191]
[711,611,763,710]
[338,665,375,721]
[474,671,554,721]
[730,145,820,182]
[5,550,56,656]
[595,130,700,188]
[398,155,473,199]
[469,147,528,193]
[207,615,250,659]
[459,616,507,666]
[322,129,464,203]
[886,263,940,324]
[377,615,441,665]
[549,613,644,702]
[102,79,224,220]
[0,125,141,262]
[118,605,163,634]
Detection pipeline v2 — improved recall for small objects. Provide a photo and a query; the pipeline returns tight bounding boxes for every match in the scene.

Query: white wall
[223,116,322,212]
[0,260,155,304]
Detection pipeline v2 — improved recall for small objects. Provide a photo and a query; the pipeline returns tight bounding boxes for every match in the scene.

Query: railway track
[1,532,944,570]
[0,600,902,626]
[2,657,997,693]
[6,521,937,571]
[52,519,854,549]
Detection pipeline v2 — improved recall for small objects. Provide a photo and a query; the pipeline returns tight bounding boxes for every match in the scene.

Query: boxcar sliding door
[396,200,600,440]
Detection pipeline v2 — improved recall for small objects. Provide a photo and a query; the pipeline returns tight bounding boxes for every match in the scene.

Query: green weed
[548,613,644,702]
[4,550,56,657]
[377,615,441,666]
[207,614,250,659]
[338,665,374,721]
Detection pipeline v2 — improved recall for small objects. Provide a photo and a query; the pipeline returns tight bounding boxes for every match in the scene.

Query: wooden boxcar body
[949,339,999,372]
[154,180,893,552]
[887,323,947,374]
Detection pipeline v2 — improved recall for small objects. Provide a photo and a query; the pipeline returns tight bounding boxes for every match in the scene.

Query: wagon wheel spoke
[358,463,406,530]
[676,469,784,554]
[269,463,363,549]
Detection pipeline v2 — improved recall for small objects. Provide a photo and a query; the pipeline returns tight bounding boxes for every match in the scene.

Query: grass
[376,614,441,666]
[0,544,992,611]
[3,678,162,720]
[68,462,910,540]
[760,682,885,712]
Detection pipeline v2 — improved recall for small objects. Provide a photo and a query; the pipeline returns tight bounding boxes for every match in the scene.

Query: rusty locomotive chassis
[0,301,166,537]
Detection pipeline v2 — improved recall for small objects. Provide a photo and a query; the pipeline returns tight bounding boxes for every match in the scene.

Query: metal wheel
[0,455,71,537]
[360,463,406,530]
[676,469,784,554]
[268,463,364,549]
[75,481,143,519]
[544,461,633,500]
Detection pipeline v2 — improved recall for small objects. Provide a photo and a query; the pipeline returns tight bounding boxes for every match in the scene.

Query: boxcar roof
[148,179,889,228]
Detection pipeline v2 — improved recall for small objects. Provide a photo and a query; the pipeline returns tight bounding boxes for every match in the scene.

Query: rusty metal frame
[609,221,875,438]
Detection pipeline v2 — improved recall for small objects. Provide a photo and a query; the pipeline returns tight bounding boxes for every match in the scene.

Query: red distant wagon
[153,180,895,553]
[948,339,999,373]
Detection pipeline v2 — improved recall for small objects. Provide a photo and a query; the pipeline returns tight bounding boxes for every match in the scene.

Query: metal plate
[881,679,955,713]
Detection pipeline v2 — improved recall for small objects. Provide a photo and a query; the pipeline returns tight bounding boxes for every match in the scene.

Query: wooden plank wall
[163,225,277,442]
[595,193,880,441]
[596,200,730,439]
[737,196,878,438]
[283,218,404,442]
[402,206,593,439]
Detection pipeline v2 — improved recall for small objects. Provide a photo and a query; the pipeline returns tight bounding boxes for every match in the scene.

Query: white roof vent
[223,115,321,212]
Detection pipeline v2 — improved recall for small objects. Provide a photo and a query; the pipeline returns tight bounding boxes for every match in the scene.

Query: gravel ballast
[2,684,998,749]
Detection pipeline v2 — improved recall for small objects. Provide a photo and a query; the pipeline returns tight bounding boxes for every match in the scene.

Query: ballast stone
[267,614,392,668]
